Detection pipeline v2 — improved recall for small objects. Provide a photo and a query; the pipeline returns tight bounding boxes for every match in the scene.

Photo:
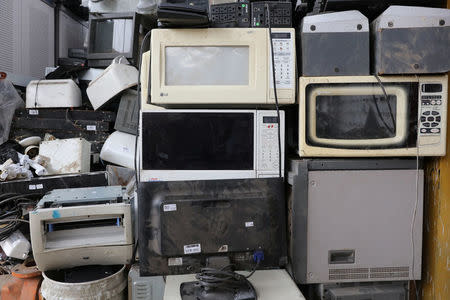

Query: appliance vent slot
[329,268,369,280]
[370,266,410,279]
[0,0,14,73]
[329,268,369,274]
[134,282,151,299]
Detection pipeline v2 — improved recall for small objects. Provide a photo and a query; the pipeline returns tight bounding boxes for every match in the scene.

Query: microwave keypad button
[423,122,431,127]
[427,116,435,122]
[436,116,441,122]
[431,128,440,133]
[423,111,431,115]
[431,100,436,105]
[432,111,439,115]
[432,122,439,127]
[437,100,442,105]
[421,128,427,133]
[421,116,427,122]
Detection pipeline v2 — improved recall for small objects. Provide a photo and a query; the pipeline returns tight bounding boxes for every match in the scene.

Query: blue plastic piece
[253,250,264,263]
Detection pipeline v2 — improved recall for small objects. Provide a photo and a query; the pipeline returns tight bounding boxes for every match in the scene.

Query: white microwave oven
[140,28,296,107]
[139,109,285,181]
[299,75,448,157]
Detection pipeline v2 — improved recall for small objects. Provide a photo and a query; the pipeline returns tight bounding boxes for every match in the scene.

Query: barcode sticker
[168,257,183,266]
[29,109,39,115]
[29,185,36,190]
[36,184,44,190]
[245,221,254,227]
[184,244,201,255]
[163,204,177,212]
[86,125,96,131]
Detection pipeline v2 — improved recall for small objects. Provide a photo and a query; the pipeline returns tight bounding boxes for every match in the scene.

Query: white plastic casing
[87,63,138,110]
[26,79,81,108]
[30,203,133,271]
[39,138,91,175]
[0,230,30,260]
[100,131,136,170]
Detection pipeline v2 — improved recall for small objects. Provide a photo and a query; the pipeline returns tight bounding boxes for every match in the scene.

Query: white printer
[30,186,133,271]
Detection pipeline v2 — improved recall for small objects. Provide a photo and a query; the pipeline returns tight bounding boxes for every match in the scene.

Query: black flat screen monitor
[138,178,286,276]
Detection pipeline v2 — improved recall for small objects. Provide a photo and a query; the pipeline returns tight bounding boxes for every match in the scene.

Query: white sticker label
[86,125,96,131]
[184,244,201,254]
[168,257,183,266]
[163,204,177,212]
[245,221,254,227]
[29,185,36,190]
[36,184,44,190]
[29,109,39,115]
[218,245,228,252]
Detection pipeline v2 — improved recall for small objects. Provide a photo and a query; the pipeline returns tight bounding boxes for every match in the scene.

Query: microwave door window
[93,19,133,54]
[142,113,254,170]
[165,47,249,85]
[315,95,397,140]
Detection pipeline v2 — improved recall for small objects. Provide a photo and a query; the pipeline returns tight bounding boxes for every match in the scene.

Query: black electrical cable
[135,29,152,189]
[0,193,36,242]
[267,4,282,178]
[131,28,152,266]
[195,261,260,290]
[374,74,396,132]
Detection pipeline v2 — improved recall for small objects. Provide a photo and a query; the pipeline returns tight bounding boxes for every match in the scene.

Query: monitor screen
[91,18,133,54]
[138,178,286,276]
[141,112,254,170]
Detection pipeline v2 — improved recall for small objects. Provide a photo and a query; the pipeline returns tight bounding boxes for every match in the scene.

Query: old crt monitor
[87,12,153,67]
[138,178,287,276]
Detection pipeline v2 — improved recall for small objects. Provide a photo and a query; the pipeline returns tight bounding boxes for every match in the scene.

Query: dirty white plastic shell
[39,138,91,175]
[87,64,138,110]
[0,230,30,260]
[100,131,136,170]
[26,79,82,108]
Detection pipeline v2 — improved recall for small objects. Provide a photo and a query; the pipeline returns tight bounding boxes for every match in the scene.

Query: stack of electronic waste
[0,1,448,300]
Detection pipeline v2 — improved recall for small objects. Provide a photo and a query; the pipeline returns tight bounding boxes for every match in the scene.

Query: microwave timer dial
[419,83,443,135]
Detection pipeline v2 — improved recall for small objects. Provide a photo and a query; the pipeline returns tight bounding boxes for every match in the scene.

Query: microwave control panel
[257,111,284,174]
[419,83,444,135]
[269,31,294,90]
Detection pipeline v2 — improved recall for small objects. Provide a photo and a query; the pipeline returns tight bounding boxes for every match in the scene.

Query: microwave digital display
[165,46,249,86]
[315,95,397,140]
[142,113,254,170]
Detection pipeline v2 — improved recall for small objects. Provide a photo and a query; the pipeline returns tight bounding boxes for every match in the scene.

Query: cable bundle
[0,193,37,241]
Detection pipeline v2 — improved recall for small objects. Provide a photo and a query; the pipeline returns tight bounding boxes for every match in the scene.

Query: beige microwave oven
[298,75,448,157]
[140,28,296,108]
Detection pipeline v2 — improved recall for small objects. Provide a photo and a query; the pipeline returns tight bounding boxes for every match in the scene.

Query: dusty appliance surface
[287,159,424,284]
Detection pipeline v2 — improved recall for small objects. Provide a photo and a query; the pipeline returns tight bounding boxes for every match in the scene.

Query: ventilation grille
[133,282,151,300]
[0,0,14,72]
[329,268,369,280]
[329,267,410,280]
[370,266,409,279]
